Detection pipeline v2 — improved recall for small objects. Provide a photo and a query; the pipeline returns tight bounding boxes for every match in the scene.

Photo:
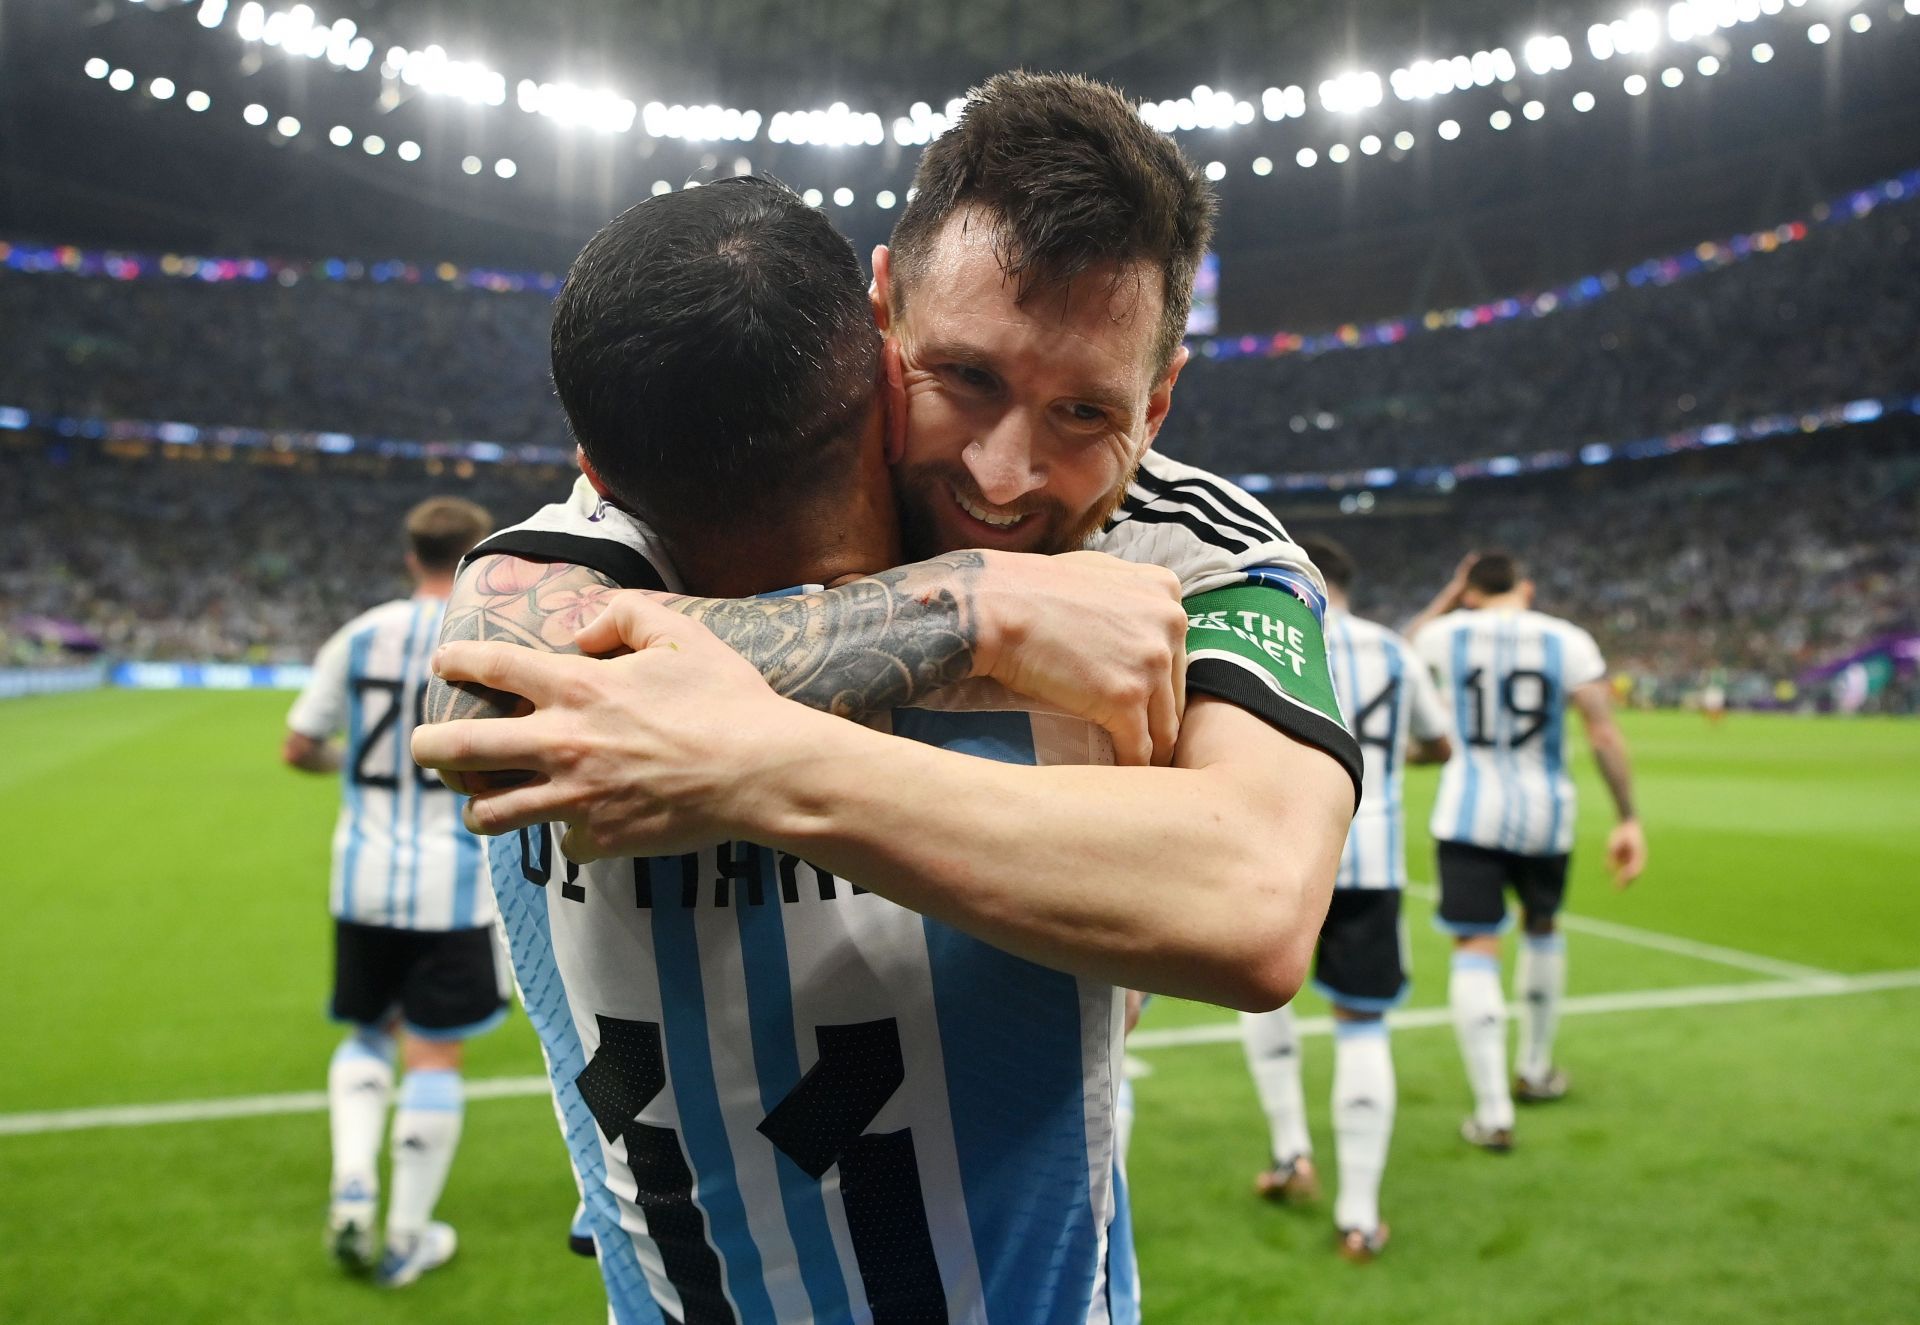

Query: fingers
[1106,703,1154,769]
[412,715,556,774]
[1147,672,1180,767]
[432,640,570,706]
[460,779,568,837]
[574,591,697,657]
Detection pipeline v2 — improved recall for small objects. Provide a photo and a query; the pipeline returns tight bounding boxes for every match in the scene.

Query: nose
[963,413,1047,507]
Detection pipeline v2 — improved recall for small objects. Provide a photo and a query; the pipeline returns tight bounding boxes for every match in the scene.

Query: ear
[576,445,613,499]
[403,550,424,581]
[881,339,908,465]
[1140,343,1189,449]
[869,245,894,333]
[1519,578,1537,607]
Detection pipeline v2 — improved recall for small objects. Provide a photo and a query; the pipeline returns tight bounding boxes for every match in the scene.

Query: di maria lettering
[515,824,867,909]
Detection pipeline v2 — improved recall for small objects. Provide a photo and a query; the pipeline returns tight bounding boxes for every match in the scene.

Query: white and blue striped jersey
[288,598,495,931]
[1324,609,1450,889]
[1414,608,1607,858]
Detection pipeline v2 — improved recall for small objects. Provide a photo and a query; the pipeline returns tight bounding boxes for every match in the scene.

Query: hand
[411,596,811,861]
[1606,819,1647,888]
[972,551,1189,768]
[1442,552,1480,608]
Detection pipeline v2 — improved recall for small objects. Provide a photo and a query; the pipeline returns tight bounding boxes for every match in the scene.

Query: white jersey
[1325,609,1450,889]
[1414,608,1606,858]
[288,598,495,931]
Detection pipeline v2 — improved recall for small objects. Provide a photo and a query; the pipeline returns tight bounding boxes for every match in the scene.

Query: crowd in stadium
[5,434,1913,709]
[3,191,1916,477]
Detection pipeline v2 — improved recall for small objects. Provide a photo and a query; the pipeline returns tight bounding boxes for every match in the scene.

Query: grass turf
[1,692,1915,1322]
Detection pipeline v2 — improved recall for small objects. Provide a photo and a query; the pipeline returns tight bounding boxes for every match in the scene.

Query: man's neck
[1476,591,1528,613]
[412,576,456,600]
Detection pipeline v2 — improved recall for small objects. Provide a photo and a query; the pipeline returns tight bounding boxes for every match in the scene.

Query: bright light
[1360,134,1382,155]
[236,2,263,39]
[197,0,227,28]
[1260,85,1307,121]
[1295,147,1318,167]
[1624,73,1649,95]
[1573,90,1596,112]
[1489,109,1512,130]
[149,77,175,100]
[1522,34,1574,76]
[1807,22,1829,43]
[763,103,882,147]
[1251,156,1273,175]
[85,58,110,80]
[1523,100,1545,121]
[1752,42,1774,62]
[801,187,824,206]
[1204,160,1226,181]
[1393,130,1414,150]
[185,89,210,112]
[1662,67,1685,87]
[650,180,672,196]
[329,124,353,146]
[1907,0,1919,16]
[1438,118,1461,140]
[519,80,639,134]
[1848,13,1869,33]
[461,155,482,174]
[108,68,135,92]
[1328,143,1351,162]
[1317,71,1383,114]
[243,102,268,125]
[1698,55,1721,76]
[276,115,300,136]
[495,158,516,178]
[832,186,853,206]
[876,189,897,209]
[397,140,421,162]
[362,135,385,155]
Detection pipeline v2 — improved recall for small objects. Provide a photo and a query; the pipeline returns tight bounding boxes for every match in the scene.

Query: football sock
[1449,952,1514,1130]
[1516,932,1568,1085]
[1240,1007,1312,1163]
[327,1028,394,1211]
[1331,1019,1395,1237]
[387,1069,464,1245]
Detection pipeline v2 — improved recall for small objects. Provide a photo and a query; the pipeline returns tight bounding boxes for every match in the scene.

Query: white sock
[1240,1007,1312,1163]
[387,1068,464,1244]
[1331,1019,1395,1236]
[1516,932,1568,1084]
[1449,952,1513,1130]
[328,1029,394,1211]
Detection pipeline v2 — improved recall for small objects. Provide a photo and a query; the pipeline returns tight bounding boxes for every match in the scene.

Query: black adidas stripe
[1130,466,1288,546]
[462,530,670,591]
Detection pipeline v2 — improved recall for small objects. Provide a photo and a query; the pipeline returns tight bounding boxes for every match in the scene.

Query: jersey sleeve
[286,622,354,739]
[1183,569,1364,807]
[1563,625,1607,690]
[1402,640,1452,742]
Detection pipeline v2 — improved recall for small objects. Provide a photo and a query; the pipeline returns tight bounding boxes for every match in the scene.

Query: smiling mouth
[949,483,1030,529]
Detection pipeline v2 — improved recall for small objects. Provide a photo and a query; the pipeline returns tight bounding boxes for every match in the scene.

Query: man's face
[880,213,1186,557]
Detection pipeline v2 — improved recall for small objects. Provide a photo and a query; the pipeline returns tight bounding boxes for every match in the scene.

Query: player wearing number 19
[1407,552,1647,1152]
[282,496,505,1286]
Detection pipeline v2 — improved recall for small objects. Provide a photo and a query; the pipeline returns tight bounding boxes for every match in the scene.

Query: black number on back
[350,678,447,790]
[1349,676,1403,770]
[1462,667,1554,748]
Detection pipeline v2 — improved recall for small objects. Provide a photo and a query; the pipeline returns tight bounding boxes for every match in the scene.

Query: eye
[1064,403,1109,427]
[940,363,997,393]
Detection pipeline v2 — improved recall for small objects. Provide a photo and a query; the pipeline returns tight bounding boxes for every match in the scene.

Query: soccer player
[282,496,504,1286]
[1240,535,1450,1262]
[1408,551,1647,1151]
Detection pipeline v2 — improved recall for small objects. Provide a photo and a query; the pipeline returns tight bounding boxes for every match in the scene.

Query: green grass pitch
[2,691,1916,1323]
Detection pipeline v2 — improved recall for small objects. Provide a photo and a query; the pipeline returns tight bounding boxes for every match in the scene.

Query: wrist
[722,701,862,844]
[965,550,1024,685]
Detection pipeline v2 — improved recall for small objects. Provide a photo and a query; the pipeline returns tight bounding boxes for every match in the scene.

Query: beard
[893,459,1141,559]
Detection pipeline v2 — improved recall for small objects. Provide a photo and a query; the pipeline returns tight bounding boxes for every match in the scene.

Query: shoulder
[1092,453,1320,600]
[1411,610,1468,654]
[333,599,413,644]
[464,476,678,591]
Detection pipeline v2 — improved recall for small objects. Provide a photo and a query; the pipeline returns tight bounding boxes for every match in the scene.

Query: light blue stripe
[1449,626,1479,843]
[405,601,443,929]
[1335,617,1364,888]
[1493,622,1515,852]
[403,1004,506,1042]
[398,1068,463,1113]
[387,603,427,929]
[1313,978,1411,1014]
[1524,931,1568,954]
[649,886,778,1324]
[339,628,378,919]
[332,1028,393,1066]
[491,832,663,1324]
[1435,912,1515,938]
[1331,1017,1392,1039]
[451,825,483,930]
[1106,1163,1139,1325]
[1543,632,1567,854]
[894,709,1101,1324]
[1383,638,1406,887]
[1451,952,1503,974]
[730,855,854,1324]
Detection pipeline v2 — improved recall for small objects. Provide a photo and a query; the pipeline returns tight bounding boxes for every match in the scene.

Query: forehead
[903,210,1166,391]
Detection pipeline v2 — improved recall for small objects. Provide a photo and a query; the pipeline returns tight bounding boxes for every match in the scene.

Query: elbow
[1211,853,1329,1013]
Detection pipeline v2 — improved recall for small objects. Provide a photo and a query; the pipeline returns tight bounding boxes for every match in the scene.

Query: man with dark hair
[1240,533,1450,1262]
[1408,551,1647,1152]
[283,495,503,1288]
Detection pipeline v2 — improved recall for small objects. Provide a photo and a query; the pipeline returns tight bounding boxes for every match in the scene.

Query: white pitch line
[1129,967,1920,1051]
[1403,883,1838,983]
[6,974,1917,1140]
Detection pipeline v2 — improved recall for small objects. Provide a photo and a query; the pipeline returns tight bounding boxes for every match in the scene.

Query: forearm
[1590,728,1637,821]
[282,732,341,773]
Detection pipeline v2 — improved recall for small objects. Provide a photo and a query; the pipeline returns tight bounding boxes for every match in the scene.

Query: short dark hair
[1468,551,1524,596]
[889,71,1214,372]
[1296,534,1355,593]
[550,177,880,535]
[406,496,493,572]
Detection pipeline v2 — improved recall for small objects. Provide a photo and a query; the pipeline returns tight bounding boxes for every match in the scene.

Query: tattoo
[422,558,620,724]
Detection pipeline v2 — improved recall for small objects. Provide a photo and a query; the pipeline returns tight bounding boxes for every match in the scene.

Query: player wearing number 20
[1408,551,1646,1153]
[283,497,506,1286]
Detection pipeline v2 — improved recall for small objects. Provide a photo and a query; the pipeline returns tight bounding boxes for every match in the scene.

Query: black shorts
[1434,841,1571,936]
[1312,889,1408,1012]
[331,919,507,1039]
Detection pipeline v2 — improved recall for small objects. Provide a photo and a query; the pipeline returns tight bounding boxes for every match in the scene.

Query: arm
[283,623,350,775]
[1409,734,1453,765]
[1570,679,1647,887]
[1403,552,1478,640]
[282,731,342,773]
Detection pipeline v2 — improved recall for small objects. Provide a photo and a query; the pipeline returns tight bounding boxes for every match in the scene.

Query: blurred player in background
[1241,535,1450,1262]
[282,496,503,1286]
[1408,552,1647,1151]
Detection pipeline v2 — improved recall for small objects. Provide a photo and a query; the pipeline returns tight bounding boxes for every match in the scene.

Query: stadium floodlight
[186,90,211,112]
[1522,34,1573,76]
[1259,85,1307,121]
[1752,41,1774,61]
[362,134,384,155]
[494,158,516,178]
[1317,71,1383,114]
[85,57,110,79]
[243,101,268,125]
[650,179,671,196]
[1848,13,1869,33]
[276,115,300,136]
[801,187,824,206]
[1806,22,1829,43]
[1328,143,1351,162]
[149,77,176,100]
[1523,99,1545,121]
[461,155,482,174]
[197,0,227,28]
[1907,0,1919,17]
[1698,55,1721,75]
[1295,147,1318,167]
[1438,118,1461,139]
[1662,66,1685,86]
[108,68,135,92]
[876,189,897,209]
[397,140,421,161]
[1393,130,1414,150]
[1573,90,1597,111]
[1489,109,1512,130]
[832,186,853,206]
[732,157,752,176]
[1204,160,1227,181]
[235,1,264,40]
[1360,133,1382,154]
[1251,155,1273,174]
[1624,73,1649,95]
[328,124,352,146]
